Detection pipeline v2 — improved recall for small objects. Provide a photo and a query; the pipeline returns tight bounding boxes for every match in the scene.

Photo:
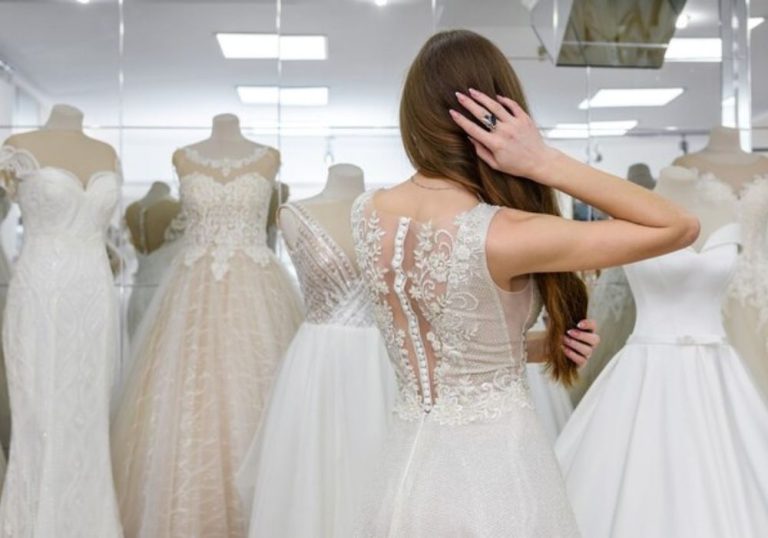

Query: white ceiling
[0,0,765,134]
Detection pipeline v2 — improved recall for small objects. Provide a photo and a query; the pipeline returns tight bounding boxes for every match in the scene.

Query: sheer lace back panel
[353,191,540,425]
[280,202,373,327]
[179,148,274,280]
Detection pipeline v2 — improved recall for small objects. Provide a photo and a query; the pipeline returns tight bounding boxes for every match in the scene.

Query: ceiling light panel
[665,38,722,62]
[238,86,329,106]
[546,121,638,139]
[578,88,685,109]
[217,33,327,61]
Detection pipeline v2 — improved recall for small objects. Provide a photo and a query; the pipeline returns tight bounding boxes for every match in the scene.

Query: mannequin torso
[2,104,117,186]
[655,166,736,251]
[125,182,182,254]
[279,164,365,262]
[674,126,768,192]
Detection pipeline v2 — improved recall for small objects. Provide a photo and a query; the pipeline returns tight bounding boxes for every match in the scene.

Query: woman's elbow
[674,213,701,249]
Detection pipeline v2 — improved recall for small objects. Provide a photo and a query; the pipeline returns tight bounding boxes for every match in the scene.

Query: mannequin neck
[321,164,365,199]
[704,126,745,154]
[141,182,172,206]
[209,114,247,143]
[44,104,84,132]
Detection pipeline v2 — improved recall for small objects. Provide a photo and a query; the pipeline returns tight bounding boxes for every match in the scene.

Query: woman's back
[353,185,539,424]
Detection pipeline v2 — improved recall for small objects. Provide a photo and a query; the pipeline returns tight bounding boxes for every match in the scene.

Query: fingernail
[577,321,585,329]
[567,329,576,336]
[497,94,504,100]
[449,109,457,116]
[455,91,464,100]
[468,88,478,95]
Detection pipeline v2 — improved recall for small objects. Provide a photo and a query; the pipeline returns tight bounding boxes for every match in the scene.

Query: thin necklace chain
[409,175,461,191]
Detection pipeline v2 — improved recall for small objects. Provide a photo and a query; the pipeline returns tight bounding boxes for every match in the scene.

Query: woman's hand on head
[562,319,600,367]
[449,88,559,183]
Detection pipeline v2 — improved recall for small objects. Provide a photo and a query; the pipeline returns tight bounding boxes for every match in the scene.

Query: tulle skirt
[238,322,396,537]
[111,252,303,538]
[556,340,768,538]
[527,363,573,442]
[357,405,580,537]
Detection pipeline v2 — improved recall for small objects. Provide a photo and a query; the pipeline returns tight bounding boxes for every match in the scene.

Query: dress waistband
[627,333,729,346]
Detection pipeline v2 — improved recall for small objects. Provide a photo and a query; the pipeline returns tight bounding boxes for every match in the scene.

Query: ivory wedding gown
[237,201,395,538]
[352,191,579,537]
[111,147,303,538]
[0,146,123,537]
[556,222,768,538]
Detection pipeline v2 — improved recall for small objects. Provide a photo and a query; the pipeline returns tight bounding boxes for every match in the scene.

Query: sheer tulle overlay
[239,323,395,537]
[352,191,579,537]
[112,252,302,538]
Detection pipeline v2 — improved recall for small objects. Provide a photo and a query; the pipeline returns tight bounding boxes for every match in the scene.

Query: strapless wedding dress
[111,148,303,538]
[0,146,123,537]
[556,222,768,538]
[237,201,395,538]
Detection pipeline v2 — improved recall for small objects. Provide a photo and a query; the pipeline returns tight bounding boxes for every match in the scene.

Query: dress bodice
[281,202,372,327]
[352,191,541,426]
[179,159,274,280]
[0,146,119,249]
[625,222,740,343]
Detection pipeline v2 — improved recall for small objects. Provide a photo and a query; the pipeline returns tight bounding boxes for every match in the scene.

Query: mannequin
[172,114,280,181]
[125,181,181,254]
[674,126,768,192]
[279,163,365,261]
[673,126,768,403]
[3,104,117,183]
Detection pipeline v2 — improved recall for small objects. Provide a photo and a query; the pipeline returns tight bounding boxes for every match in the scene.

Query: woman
[352,30,698,536]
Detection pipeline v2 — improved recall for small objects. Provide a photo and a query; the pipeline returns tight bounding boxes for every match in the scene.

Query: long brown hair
[400,29,588,385]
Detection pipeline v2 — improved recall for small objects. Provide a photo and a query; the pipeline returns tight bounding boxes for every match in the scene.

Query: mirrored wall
[0,0,764,377]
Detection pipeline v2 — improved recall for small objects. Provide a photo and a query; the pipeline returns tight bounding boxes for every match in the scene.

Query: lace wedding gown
[0,146,123,537]
[352,191,579,537]
[111,148,303,538]
[237,201,396,537]
[556,222,768,538]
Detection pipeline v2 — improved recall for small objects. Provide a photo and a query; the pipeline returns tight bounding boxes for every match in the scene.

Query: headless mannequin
[2,104,117,185]
[172,114,280,181]
[279,164,365,262]
[124,182,182,254]
[655,166,736,250]
[674,126,768,192]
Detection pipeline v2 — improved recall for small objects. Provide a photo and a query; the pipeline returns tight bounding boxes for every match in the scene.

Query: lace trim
[163,210,187,243]
[183,146,269,177]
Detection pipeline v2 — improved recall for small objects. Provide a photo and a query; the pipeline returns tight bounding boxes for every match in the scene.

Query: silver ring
[482,113,498,131]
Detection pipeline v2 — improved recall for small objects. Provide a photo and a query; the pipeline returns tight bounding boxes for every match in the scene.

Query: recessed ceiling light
[77,0,91,4]
[665,38,721,62]
[675,14,690,29]
[237,86,329,106]
[578,88,684,109]
[546,121,638,139]
[216,33,327,60]
[375,0,388,6]
[749,17,765,30]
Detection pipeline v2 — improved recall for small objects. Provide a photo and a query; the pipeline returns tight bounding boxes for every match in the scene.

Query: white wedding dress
[0,146,123,537]
[352,191,579,536]
[237,201,396,538]
[111,147,303,538]
[556,222,768,538]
